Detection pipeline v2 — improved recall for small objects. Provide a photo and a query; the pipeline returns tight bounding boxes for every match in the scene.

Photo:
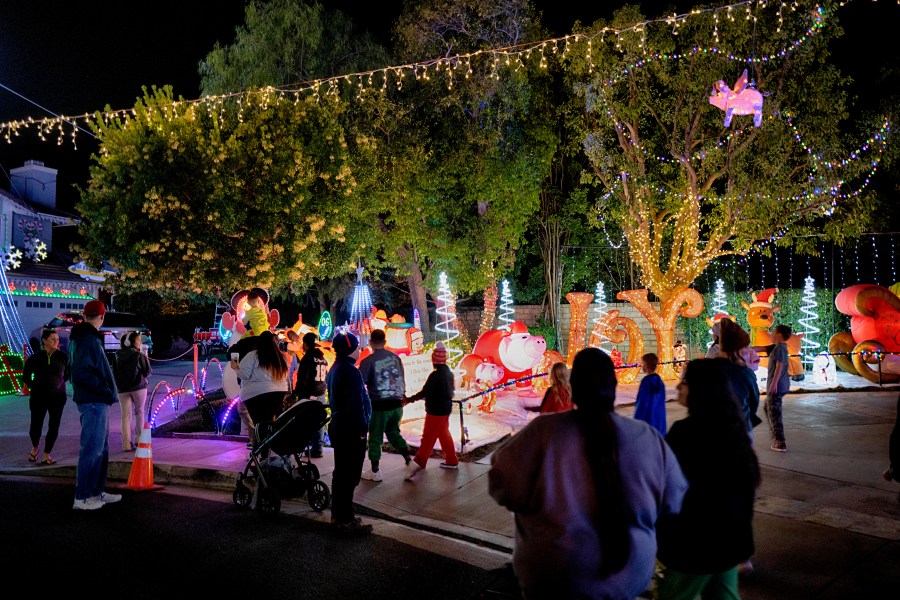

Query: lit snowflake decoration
[1,245,23,271]
[23,236,48,262]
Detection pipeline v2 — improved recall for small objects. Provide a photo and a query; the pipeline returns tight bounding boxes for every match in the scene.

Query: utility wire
[0,82,96,138]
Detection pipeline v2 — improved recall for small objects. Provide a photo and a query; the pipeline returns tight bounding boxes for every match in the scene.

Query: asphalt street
[0,476,513,600]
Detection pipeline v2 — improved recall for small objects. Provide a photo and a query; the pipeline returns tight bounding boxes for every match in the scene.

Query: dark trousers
[330,432,366,524]
[766,392,786,443]
[29,394,66,453]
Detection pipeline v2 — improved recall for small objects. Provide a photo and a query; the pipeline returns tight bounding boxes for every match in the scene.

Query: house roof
[0,187,80,225]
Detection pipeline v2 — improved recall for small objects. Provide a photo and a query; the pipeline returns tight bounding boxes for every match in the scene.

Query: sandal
[28,448,38,462]
[41,455,56,465]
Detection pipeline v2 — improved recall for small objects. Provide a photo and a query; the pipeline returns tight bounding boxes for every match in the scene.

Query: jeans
[766,392,786,443]
[75,402,110,501]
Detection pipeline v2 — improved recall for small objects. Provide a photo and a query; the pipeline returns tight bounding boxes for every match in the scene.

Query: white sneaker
[404,462,422,480]
[361,469,383,482]
[73,497,104,511]
[97,492,122,504]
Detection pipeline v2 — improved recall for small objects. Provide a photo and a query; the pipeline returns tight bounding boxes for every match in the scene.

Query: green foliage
[528,315,557,351]
[677,288,849,352]
[199,0,392,95]
[78,86,371,297]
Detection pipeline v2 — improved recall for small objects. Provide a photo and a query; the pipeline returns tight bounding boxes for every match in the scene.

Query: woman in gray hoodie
[113,331,152,451]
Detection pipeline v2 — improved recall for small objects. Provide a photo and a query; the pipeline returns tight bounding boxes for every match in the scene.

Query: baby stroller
[233,399,331,517]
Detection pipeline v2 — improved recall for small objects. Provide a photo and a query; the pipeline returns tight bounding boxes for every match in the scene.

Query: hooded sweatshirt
[113,346,151,393]
[68,321,118,405]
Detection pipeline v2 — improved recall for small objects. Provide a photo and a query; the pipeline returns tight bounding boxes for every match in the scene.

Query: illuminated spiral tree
[498,279,515,331]
[435,272,463,366]
[592,281,608,349]
[799,275,821,368]
[707,278,729,349]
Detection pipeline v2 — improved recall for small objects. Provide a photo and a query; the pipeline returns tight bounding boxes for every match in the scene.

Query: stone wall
[456,302,699,359]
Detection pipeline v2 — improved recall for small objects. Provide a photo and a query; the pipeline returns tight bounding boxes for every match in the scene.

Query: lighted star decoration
[1,246,23,271]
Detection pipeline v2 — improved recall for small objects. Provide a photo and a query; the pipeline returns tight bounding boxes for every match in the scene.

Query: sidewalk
[2,359,899,597]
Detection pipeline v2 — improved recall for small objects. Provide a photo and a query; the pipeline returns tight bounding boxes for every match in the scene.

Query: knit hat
[719,318,751,353]
[331,331,359,356]
[83,300,106,318]
[431,341,447,364]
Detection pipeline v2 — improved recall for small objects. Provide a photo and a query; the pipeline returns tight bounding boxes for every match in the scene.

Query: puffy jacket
[69,321,118,405]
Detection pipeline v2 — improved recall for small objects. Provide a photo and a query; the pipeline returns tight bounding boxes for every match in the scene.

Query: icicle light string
[0,1,838,147]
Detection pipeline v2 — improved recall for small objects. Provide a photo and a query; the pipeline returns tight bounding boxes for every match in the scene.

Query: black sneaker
[332,518,373,535]
[439,462,458,469]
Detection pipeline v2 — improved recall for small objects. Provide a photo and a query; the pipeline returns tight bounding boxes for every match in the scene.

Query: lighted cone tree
[708,278,729,349]
[799,276,821,368]
[498,279,515,331]
[582,3,888,377]
[592,281,609,351]
[436,272,463,367]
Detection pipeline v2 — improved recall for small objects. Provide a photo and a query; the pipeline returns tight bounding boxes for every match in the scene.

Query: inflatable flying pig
[709,69,764,128]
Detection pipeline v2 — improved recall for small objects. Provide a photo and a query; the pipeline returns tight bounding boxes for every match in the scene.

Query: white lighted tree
[436,272,463,366]
[498,279,515,331]
[592,281,609,349]
[799,276,821,368]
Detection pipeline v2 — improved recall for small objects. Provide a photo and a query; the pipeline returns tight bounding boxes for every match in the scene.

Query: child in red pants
[404,342,459,479]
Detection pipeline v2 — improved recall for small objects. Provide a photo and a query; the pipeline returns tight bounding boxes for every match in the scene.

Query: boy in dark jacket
[325,331,372,534]
[404,341,458,479]
[294,332,328,457]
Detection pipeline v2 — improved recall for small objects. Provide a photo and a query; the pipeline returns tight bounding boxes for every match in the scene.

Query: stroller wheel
[308,480,331,512]
[296,462,320,483]
[257,488,281,517]
[233,482,252,509]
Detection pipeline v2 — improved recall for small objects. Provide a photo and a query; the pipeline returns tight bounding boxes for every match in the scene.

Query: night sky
[0,0,896,213]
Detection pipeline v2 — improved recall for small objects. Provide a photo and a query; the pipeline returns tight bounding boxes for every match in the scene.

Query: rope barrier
[147,345,197,363]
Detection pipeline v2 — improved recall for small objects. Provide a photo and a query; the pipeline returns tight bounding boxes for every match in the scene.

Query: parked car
[29,310,153,356]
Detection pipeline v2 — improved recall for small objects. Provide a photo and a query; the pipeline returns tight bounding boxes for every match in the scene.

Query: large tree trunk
[396,245,430,336]
[539,188,567,329]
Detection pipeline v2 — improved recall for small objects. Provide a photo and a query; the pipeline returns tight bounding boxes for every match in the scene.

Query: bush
[528,315,557,351]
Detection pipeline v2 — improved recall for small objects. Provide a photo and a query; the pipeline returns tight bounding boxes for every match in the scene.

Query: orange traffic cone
[125,423,163,491]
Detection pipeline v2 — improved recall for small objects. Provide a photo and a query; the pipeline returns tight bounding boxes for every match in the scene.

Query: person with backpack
[113,331,152,452]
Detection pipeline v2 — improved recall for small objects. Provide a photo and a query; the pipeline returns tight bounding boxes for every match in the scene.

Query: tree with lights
[498,279,515,330]
[799,275,821,368]
[582,1,887,375]
[592,281,608,348]
[435,272,463,366]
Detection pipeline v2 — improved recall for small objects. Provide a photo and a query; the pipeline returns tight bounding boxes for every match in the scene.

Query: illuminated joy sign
[318,311,333,340]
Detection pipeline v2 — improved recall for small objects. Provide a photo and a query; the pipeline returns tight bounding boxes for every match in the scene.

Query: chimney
[10,160,58,210]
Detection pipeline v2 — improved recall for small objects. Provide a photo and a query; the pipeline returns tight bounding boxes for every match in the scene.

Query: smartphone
[230,352,240,362]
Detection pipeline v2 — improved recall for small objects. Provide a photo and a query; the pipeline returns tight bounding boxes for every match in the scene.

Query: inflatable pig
[459,321,546,389]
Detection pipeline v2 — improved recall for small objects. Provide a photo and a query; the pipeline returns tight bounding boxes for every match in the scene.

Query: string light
[0,1,838,147]
[872,234,880,285]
